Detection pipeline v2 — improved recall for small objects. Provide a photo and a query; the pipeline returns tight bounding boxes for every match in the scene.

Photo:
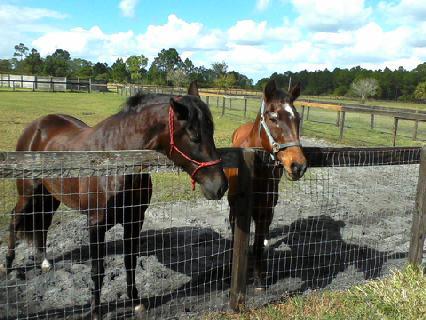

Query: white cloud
[119,0,139,18]
[228,20,300,45]
[32,26,136,63]
[136,15,205,53]
[0,4,65,57]
[292,0,372,31]
[256,0,270,11]
[378,0,426,22]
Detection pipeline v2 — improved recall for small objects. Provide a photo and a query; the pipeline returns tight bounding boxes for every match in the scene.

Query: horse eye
[190,132,201,143]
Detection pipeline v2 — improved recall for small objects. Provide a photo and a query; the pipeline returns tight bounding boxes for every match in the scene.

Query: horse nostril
[291,163,306,177]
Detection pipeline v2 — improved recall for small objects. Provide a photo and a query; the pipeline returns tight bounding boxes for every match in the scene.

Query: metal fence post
[230,149,254,311]
[409,147,426,267]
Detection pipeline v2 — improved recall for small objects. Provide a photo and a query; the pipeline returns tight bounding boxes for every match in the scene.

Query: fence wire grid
[0,148,421,319]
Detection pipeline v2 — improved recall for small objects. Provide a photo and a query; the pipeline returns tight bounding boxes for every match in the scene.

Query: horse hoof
[0,263,6,273]
[41,259,51,273]
[134,304,146,319]
[253,278,268,292]
[254,285,266,293]
[0,264,7,279]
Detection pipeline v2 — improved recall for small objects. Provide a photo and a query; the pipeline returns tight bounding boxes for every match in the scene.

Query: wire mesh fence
[0,147,423,319]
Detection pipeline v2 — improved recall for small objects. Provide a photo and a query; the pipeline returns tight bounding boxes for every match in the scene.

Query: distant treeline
[256,64,426,101]
[2,43,426,100]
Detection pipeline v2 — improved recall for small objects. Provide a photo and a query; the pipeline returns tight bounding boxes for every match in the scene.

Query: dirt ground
[0,137,420,319]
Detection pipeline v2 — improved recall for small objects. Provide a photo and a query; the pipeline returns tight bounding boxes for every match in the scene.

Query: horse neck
[91,104,169,151]
[248,112,263,147]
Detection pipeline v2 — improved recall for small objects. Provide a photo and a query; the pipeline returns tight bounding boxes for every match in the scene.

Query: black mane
[119,92,214,136]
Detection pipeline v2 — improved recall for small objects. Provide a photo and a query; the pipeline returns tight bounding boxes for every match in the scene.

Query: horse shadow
[2,215,406,319]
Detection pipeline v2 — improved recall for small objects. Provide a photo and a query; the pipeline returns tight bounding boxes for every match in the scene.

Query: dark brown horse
[226,79,307,288]
[4,82,228,319]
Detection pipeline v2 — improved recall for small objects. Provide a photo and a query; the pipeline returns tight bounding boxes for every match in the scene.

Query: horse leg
[4,183,59,274]
[228,202,236,271]
[123,173,151,314]
[33,193,60,272]
[89,222,107,320]
[252,208,273,290]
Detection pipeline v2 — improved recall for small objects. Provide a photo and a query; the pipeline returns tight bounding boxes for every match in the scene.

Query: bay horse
[226,79,307,288]
[4,81,228,319]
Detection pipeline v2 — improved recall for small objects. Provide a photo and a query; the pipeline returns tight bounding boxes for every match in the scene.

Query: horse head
[166,81,228,199]
[259,79,307,180]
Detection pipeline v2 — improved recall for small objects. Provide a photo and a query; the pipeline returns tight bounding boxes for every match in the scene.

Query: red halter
[168,105,222,190]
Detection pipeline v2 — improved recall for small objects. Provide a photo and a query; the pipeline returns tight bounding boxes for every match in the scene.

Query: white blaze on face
[284,103,295,118]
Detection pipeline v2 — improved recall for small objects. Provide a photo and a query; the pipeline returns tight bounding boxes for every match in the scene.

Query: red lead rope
[168,106,222,190]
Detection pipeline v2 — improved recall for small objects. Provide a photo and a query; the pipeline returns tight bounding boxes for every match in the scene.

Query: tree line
[0,43,253,89]
[1,43,426,100]
[256,64,426,101]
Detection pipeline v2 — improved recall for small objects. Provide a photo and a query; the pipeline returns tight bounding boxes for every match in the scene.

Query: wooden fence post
[370,114,375,129]
[336,111,341,127]
[217,96,219,108]
[32,76,36,92]
[222,96,226,116]
[206,96,210,107]
[229,98,232,110]
[392,117,399,146]
[413,120,418,141]
[339,111,346,141]
[88,78,92,93]
[300,105,305,136]
[244,98,247,118]
[408,147,426,267]
[230,149,255,312]
[306,106,310,121]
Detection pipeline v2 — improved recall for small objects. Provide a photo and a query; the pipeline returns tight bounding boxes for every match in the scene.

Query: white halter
[259,100,301,160]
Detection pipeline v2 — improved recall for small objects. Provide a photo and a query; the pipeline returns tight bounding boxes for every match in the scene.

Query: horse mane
[119,92,214,136]
[120,93,171,113]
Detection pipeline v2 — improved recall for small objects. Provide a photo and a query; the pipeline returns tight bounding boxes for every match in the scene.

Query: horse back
[16,114,89,152]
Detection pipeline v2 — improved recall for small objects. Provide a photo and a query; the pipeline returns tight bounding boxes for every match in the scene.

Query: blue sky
[1,0,426,81]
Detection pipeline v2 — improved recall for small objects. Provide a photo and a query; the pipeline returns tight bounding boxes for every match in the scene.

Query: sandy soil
[0,137,420,319]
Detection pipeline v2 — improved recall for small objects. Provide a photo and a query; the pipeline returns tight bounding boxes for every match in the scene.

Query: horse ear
[170,97,189,121]
[289,82,301,102]
[264,79,277,102]
[188,80,200,97]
